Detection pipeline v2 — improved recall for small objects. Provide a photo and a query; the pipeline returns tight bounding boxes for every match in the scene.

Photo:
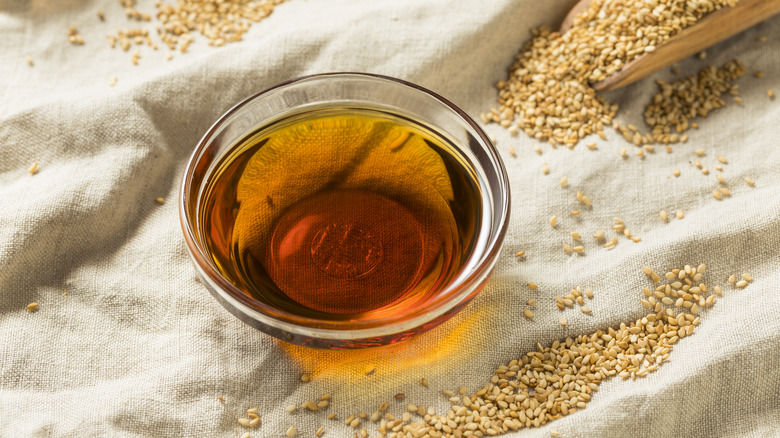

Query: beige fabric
[1,0,779,437]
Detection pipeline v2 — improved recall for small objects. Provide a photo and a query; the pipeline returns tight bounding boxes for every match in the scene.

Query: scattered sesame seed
[580,305,592,314]
[154,197,165,204]
[528,282,538,290]
[571,210,580,215]
[238,418,251,426]
[562,243,572,254]
[549,215,557,227]
[527,299,536,306]
[217,396,225,403]
[728,274,736,284]
[315,427,324,437]
[28,162,38,174]
[508,145,516,157]
[769,89,775,99]
[572,245,584,252]
[249,417,260,427]
[586,142,597,149]
[240,433,250,438]
[523,309,535,319]
[560,176,568,187]
[717,155,728,164]
[712,190,722,200]
[754,71,764,78]
[735,280,748,288]
[559,317,567,326]
[742,273,753,282]
[515,250,525,257]
[695,149,705,156]
[421,378,428,388]
[676,209,684,219]
[673,169,681,177]
[394,393,405,400]
[570,232,581,240]
[660,210,668,221]
[593,230,604,239]
[285,405,297,413]
[286,426,295,437]
[25,55,33,67]
[744,177,755,187]
[542,162,549,175]
[26,302,39,312]
[300,373,311,383]
[109,76,118,87]
[327,413,336,420]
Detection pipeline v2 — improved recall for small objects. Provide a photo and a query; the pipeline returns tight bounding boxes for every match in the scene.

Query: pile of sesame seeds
[231,264,753,437]
[642,60,747,143]
[66,0,286,68]
[482,0,739,147]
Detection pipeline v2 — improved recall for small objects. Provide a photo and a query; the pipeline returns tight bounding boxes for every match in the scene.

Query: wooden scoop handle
[560,0,780,93]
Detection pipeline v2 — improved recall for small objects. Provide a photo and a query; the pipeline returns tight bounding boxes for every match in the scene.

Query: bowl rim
[179,72,511,340]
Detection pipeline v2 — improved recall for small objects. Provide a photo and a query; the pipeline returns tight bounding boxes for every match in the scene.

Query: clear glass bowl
[179,73,510,349]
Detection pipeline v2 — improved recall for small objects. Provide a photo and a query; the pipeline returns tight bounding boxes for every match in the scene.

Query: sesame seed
[719,187,730,196]
[25,55,33,67]
[240,433,250,438]
[562,243,572,253]
[571,210,580,215]
[559,317,567,326]
[286,426,295,437]
[109,76,118,87]
[508,145,516,157]
[28,162,38,174]
[673,169,681,177]
[694,149,705,156]
[26,302,39,312]
[523,309,534,319]
[217,396,225,403]
[315,427,324,436]
[549,215,557,226]
[593,230,605,239]
[660,210,668,221]
[769,89,775,99]
[528,282,538,290]
[327,413,336,420]
[712,190,722,200]
[527,299,536,306]
[285,405,297,413]
[300,373,311,382]
[676,209,684,219]
[249,417,260,427]
[154,197,165,204]
[560,176,568,187]
[394,393,405,400]
[515,250,525,257]
[238,418,251,426]
[736,280,748,288]
[421,378,428,387]
[542,163,549,175]
[744,177,755,187]
[570,232,581,240]
[742,273,753,282]
[580,305,592,314]
[572,245,584,252]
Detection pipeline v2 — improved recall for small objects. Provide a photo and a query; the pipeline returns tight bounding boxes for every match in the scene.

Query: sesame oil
[201,109,480,320]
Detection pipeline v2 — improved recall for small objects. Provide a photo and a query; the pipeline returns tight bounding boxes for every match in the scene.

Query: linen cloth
[1,0,779,437]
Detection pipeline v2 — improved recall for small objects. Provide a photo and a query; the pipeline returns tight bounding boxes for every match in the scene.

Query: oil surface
[202,108,480,320]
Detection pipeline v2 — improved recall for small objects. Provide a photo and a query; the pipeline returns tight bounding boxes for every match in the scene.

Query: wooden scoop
[560,0,780,92]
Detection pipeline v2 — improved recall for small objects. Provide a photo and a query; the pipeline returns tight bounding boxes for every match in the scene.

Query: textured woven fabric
[1,0,779,437]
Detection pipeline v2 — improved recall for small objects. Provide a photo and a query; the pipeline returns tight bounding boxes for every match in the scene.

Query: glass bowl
[179,73,510,349]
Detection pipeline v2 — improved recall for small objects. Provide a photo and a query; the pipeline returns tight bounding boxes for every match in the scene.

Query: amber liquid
[201,108,480,321]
